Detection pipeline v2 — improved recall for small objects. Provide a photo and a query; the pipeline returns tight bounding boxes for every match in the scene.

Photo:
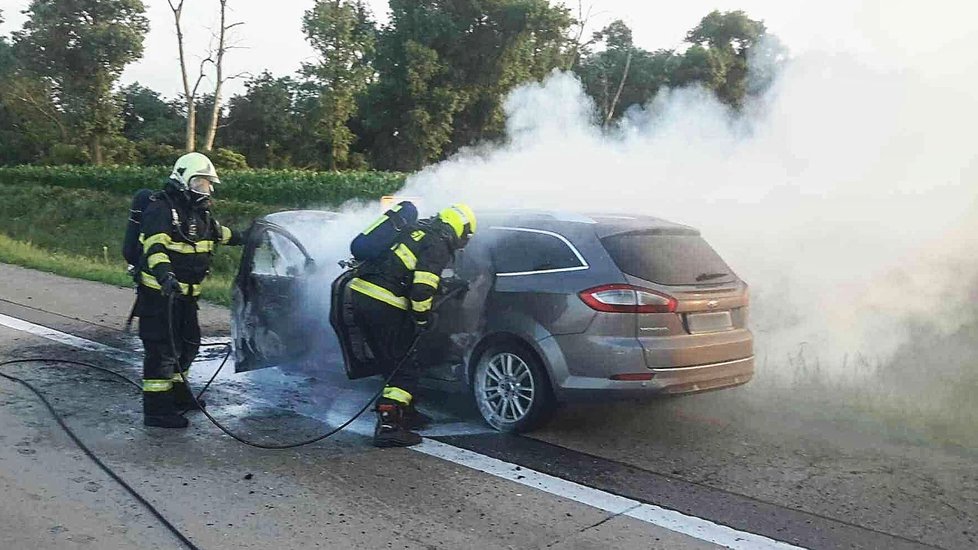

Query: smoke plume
[384,3,978,379]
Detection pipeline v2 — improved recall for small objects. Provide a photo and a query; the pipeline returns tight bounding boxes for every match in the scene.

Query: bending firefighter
[135,153,244,428]
[350,204,477,447]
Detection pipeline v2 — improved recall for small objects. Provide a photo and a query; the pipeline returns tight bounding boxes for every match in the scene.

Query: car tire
[473,343,555,433]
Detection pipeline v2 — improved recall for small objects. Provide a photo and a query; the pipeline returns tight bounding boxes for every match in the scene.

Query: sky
[4,0,968,100]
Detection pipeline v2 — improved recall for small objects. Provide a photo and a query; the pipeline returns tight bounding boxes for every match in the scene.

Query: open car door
[232,217,318,373]
[329,268,375,380]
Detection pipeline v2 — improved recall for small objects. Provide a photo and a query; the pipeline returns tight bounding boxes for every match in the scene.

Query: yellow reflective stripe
[348,278,408,310]
[393,243,417,270]
[171,371,189,382]
[147,252,170,269]
[143,232,172,250]
[143,379,173,392]
[413,271,440,289]
[362,214,388,236]
[141,232,213,254]
[221,226,232,244]
[411,230,425,242]
[140,272,162,290]
[412,298,433,312]
[139,272,202,297]
[382,386,412,405]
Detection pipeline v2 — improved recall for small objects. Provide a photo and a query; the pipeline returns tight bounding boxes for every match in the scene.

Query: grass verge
[746,342,978,450]
[0,183,281,306]
[0,234,236,306]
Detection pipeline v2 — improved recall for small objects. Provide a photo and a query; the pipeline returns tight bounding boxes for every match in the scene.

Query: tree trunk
[90,134,103,165]
[327,146,336,171]
[604,49,632,127]
[168,1,197,152]
[202,85,221,151]
[202,0,230,152]
[186,103,196,152]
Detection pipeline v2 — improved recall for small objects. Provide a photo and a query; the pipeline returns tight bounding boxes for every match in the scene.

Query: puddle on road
[185,350,491,440]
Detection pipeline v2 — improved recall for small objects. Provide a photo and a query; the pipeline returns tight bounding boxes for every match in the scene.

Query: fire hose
[0,282,464,549]
[165,293,423,449]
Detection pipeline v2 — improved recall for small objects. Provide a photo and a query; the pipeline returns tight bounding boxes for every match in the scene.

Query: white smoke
[279,1,978,400]
[377,2,978,378]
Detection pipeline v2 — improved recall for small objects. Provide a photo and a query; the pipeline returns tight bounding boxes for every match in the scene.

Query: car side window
[489,228,586,275]
[251,231,304,277]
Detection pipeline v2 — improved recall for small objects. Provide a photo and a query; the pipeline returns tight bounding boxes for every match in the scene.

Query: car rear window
[600,232,735,285]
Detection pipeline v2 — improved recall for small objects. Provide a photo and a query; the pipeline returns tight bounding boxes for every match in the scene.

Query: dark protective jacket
[351,218,458,324]
[139,189,243,298]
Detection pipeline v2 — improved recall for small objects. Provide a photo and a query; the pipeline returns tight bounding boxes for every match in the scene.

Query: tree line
[0,1,784,171]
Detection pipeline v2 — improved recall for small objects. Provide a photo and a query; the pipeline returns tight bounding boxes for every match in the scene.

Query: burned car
[233,210,753,433]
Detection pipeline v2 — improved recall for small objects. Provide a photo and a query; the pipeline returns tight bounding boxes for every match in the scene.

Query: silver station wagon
[233,210,754,432]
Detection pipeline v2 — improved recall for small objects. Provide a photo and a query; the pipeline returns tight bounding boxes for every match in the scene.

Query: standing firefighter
[351,204,477,447]
[136,153,244,428]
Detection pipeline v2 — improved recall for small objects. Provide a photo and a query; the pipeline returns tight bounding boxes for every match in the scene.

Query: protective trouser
[136,287,201,417]
[351,289,419,404]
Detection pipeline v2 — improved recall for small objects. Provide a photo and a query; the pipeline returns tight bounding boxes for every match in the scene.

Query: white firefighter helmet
[170,152,220,192]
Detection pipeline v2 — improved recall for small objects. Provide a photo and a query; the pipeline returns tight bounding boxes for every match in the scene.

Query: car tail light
[610,372,654,381]
[579,284,677,313]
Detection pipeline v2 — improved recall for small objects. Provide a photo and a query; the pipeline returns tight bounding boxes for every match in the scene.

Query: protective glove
[160,273,182,297]
[414,311,437,333]
[240,223,255,243]
[441,277,470,295]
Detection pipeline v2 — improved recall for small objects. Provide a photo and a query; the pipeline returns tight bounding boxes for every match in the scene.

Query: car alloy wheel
[480,352,535,424]
[474,345,554,432]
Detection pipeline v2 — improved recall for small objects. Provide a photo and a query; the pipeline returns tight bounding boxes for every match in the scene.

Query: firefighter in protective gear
[350,204,477,447]
[136,153,245,428]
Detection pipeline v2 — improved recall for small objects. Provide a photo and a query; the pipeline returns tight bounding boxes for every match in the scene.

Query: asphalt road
[0,263,974,549]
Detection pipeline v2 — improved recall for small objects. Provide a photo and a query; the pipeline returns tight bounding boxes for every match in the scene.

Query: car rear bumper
[640,329,754,369]
[648,355,754,394]
[548,353,754,402]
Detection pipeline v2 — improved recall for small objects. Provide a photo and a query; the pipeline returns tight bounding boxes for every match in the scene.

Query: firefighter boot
[172,379,206,413]
[403,403,433,430]
[143,391,190,429]
[373,400,422,448]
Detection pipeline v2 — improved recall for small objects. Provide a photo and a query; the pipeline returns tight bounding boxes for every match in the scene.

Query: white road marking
[0,312,806,550]
[0,313,139,364]
[415,439,805,550]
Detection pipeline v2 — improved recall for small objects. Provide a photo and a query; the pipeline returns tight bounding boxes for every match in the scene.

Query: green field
[0,167,396,304]
[0,166,405,207]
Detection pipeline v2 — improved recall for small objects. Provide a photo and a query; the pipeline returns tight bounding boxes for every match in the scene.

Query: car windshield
[600,232,735,285]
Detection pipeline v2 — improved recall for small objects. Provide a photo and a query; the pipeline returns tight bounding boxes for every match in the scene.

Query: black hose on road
[167,293,421,449]
[0,359,202,550]
[0,282,457,548]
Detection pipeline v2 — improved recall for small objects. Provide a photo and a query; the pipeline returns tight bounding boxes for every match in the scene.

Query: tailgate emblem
[706,300,719,310]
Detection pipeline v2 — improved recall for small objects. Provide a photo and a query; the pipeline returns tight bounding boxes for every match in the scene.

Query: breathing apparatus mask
[188,176,215,207]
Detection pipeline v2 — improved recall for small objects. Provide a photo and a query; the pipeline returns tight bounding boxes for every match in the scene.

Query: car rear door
[487,226,599,336]
[232,219,317,373]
